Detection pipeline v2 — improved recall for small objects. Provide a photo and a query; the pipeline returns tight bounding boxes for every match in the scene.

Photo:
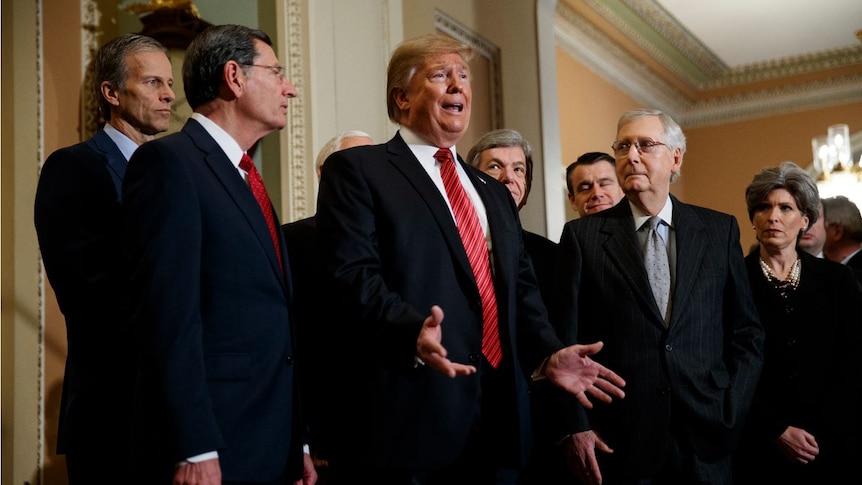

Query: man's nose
[163,86,176,103]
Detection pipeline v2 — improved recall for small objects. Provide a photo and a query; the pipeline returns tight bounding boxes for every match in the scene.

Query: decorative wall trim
[586,0,723,84]
[554,5,682,118]
[684,75,862,128]
[434,9,503,130]
[280,0,308,222]
[36,1,46,482]
[80,0,101,141]
[585,0,862,90]
[615,0,726,77]
[555,1,862,128]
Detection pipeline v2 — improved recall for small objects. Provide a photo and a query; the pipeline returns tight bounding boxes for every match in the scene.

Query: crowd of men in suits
[35,22,862,485]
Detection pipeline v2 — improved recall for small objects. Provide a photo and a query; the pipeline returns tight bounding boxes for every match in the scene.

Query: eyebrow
[577,175,615,186]
[428,61,468,71]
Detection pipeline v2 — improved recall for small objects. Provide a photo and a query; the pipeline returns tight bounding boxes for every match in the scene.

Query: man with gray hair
[466,128,557,305]
[550,108,764,484]
[34,33,174,483]
[315,130,374,178]
[822,195,862,269]
[283,129,373,478]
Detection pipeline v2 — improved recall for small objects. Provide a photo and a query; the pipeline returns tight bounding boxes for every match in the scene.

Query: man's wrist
[177,451,219,467]
[531,356,550,382]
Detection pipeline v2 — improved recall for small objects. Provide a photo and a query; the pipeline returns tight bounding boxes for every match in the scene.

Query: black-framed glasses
[611,139,667,156]
[243,63,286,82]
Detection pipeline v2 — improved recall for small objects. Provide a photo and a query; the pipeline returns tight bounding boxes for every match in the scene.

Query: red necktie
[239,153,283,273]
[435,148,502,368]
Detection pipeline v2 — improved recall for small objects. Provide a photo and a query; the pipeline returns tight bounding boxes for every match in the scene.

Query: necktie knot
[648,215,662,232]
[239,153,255,173]
[434,148,454,166]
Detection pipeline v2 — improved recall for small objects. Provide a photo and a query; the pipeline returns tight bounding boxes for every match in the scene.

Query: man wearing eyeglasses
[549,109,764,484]
[122,24,316,485]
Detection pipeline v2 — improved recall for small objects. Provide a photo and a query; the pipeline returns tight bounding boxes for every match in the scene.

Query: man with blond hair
[316,33,625,484]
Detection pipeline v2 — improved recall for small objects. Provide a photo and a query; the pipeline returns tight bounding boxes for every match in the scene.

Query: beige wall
[7,0,859,482]
[556,46,862,251]
[556,46,640,225]
[401,0,550,236]
[686,104,862,251]
[4,1,550,482]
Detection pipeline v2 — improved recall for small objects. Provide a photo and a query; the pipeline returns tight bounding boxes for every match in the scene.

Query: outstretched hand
[416,305,477,378]
[544,341,625,408]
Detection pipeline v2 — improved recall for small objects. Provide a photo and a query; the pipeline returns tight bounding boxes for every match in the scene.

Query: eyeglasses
[611,139,667,156]
[243,63,286,82]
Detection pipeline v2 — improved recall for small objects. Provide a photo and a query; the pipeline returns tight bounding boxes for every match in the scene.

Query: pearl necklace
[759,257,801,298]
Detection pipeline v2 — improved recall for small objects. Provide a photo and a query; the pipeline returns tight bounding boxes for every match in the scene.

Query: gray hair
[183,24,272,110]
[315,130,373,175]
[466,129,534,208]
[94,34,167,120]
[744,161,820,231]
[617,109,686,183]
[822,195,862,243]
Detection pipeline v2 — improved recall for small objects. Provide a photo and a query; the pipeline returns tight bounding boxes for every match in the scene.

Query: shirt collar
[399,126,457,165]
[191,112,244,168]
[842,247,862,265]
[630,197,674,230]
[102,122,139,162]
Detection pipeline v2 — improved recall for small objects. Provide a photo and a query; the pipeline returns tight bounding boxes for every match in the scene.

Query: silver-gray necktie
[643,216,670,325]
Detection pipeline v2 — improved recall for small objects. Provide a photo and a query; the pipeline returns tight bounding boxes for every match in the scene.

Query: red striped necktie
[239,153,283,273]
[434,148,502,368]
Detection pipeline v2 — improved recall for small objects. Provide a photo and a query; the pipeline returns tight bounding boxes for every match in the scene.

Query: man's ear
[393,87,410,112]
[833,224,846,240]
[100,81,120,108]
[222,60,244,98]
[670,147,683,174]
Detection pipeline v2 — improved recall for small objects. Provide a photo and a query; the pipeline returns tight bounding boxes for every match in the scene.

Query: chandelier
[810,123,862,210]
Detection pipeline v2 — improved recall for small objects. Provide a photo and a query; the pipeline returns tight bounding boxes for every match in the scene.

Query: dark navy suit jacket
[122,119,303,483]
[34,129,133,462]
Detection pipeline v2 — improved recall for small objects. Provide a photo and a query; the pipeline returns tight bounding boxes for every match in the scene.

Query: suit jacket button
[285,356,294,365]
[664,344,673,352]
[468,353,480,364]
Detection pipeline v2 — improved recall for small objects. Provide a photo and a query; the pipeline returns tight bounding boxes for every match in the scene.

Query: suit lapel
[182,120,289,289]
[599,203,667,327]
[386,135,477,289]
[602,205,659,314]
[667,196,706,326]
[88,129,127,200]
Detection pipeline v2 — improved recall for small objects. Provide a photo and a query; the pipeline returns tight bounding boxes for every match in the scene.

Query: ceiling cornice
[556,0,862,128]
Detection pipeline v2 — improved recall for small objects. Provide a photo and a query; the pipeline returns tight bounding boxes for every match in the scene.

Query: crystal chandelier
[810,124,862,210]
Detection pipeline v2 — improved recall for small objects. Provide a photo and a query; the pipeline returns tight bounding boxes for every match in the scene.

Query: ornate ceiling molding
[556,1,862,128]
[555,4,683,118]
[685,75,862,128]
